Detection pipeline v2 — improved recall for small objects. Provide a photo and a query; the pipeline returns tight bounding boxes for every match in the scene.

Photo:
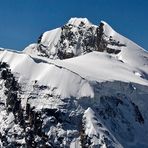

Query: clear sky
[0,0,147,51]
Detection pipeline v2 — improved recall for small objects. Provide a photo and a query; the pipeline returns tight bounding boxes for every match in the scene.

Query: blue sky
[0,0,147,50]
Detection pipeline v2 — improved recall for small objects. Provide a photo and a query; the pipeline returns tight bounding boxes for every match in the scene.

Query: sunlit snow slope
[0,18,148,148]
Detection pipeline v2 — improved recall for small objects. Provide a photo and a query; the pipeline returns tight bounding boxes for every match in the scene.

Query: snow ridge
[0,17,148,147]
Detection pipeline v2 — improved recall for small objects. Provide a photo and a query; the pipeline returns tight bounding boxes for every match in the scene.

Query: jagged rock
[24,18,125,59]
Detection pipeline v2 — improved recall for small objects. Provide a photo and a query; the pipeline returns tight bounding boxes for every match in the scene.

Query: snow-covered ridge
[23,17,148,62]
[83,107,123,147]
[67,17,93,27]
[0,17,148,147]
[1,48,148,88]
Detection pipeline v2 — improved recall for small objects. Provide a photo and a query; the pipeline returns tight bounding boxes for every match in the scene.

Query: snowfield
[0,17,148,147]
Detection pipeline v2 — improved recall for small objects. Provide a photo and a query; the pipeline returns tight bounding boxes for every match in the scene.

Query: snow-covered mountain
[0,17,148,148]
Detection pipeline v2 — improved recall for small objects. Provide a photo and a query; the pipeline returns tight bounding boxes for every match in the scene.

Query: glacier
[0,17,148,148]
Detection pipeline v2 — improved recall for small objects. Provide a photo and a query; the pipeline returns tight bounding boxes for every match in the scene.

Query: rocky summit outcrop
[24,18,126,59]
[0,18,148,148]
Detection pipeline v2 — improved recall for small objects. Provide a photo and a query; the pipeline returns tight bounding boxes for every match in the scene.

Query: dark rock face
[96,22,125,54]
[0,62,21,115]
[0,62,25,147]
[36,21,126,59]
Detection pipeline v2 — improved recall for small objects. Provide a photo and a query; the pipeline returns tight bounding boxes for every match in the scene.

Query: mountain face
[0,17,148,148]
[24,18,125,59]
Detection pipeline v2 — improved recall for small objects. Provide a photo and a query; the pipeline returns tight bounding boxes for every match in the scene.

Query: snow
[22,18,148,87]
[0,45,147,102]
[70,139,81,148]
[41,28,61,47]
[84,107,99,136]
[83,107,123,147]
[0,17,148,148]
[0,50,94,99]
[24,17,98,59]
[68,17,94,27]
[0,18,147,105]
[24,28,61,58]
[23,43,38,55]
[52,51,148,86]
[134,71,142,77]
[0,48,147,101]
[0,111,14,135]
[101,20,148,69]
[101,20,117,37]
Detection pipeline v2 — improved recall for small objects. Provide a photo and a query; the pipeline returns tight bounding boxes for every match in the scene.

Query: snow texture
[0,17,148,148]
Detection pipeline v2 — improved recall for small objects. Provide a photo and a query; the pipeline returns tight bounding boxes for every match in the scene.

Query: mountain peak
[67,17,93,27]
[100,20,117,36]
[23,17,146,60]
[0,17,148,148]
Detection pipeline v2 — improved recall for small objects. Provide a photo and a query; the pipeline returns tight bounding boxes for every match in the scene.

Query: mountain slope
[0,18,148,148]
